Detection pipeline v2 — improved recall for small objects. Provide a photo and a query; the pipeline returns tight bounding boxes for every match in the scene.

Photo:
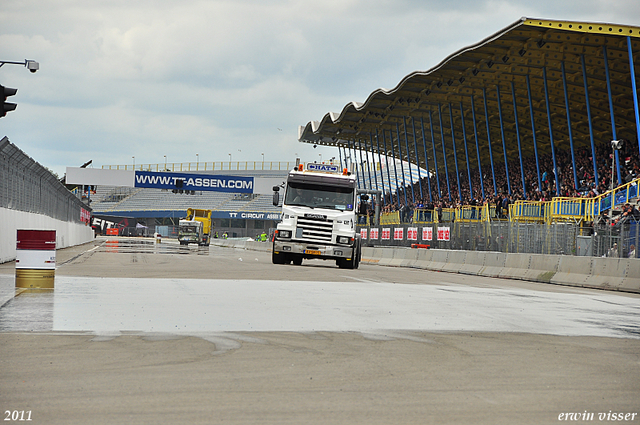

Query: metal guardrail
[546,197,586,224]
[380,211,400,225]
[509,201,545,223]
[585,178,640,221]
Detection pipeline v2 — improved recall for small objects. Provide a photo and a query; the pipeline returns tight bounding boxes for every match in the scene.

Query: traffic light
[1,85,18,118]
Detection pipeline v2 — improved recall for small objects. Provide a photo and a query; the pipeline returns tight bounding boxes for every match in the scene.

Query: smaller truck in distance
[178,208,213,246]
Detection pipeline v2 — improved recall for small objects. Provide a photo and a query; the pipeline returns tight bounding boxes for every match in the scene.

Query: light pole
[0,59,39,72]
[196,153,199,170]
[610,140,624,191]
[132,156,135,170]
[164,155,167,171]
[609,139,624,225]
[0,59,39,119]
[261,153,264,170]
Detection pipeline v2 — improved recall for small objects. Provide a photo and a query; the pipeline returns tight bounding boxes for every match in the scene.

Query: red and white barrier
[15,230,56,289]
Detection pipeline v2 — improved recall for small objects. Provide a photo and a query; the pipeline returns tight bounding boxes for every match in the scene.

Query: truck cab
[272,162,361,269]
[178,208,212,246]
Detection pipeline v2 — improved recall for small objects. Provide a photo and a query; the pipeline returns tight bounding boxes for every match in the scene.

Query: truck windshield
[284,182,354,211]
[179,226,198,234]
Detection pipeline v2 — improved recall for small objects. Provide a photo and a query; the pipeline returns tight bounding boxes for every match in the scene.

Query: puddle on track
[1,275,639,340]
[97,239,212,256]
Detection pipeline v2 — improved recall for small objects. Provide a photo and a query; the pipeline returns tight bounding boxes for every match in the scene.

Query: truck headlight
[278,230,292,239]
[337,236,352,244]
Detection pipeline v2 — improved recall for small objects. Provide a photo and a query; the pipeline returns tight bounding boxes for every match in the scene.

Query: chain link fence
[358,218,639,258]
[0,137,88,223]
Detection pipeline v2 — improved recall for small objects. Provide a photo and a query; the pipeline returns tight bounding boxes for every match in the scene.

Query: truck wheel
[338,241,360,269]
[292,256,302,266]
[272,243,287,264]
[337,257,355,269]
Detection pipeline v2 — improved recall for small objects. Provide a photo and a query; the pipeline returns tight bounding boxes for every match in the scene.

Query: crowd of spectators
[375,138,640,220]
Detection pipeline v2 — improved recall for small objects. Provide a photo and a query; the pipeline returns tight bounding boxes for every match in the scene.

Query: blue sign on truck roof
[307,163,339,173]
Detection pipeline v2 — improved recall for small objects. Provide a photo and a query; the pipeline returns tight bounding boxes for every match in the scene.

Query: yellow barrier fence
[380,211,400,225]
[509,201,546,223]
[413,209,436,224]
[455,206,483,222]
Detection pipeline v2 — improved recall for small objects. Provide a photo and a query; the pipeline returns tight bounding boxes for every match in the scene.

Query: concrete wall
[211,239,640,294]
[0,207,94,264]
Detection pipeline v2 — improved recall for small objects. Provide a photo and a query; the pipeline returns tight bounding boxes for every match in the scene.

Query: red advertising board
[381,228,391,240]
[422,227,433,241]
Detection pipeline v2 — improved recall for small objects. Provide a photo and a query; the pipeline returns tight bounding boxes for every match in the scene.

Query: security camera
[26,60,39,73]
[611,139,624,150]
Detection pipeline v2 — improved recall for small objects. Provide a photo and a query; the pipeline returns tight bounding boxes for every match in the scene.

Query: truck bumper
[273,240,353,259]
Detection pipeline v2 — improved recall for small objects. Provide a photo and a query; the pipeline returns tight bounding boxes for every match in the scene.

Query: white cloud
[0,0,638,176]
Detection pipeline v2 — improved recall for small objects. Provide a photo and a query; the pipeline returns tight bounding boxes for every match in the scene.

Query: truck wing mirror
[272,186,280,192]
[273,191,280,206]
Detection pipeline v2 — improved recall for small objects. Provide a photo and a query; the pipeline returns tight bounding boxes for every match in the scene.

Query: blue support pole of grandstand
[382,129,395,205]
[349,140,361,189]
[482,88,497,195]
[342,146,348,171]
[411,117,424,201]
[438,104,452,201]
[526,75,542,193]
[495,86,511,195]
[429,110,442,199]
[603,45,622,186]
[420,117,433,202]
[448,104,462,201]
[543,66,560,196]
[363,136,373,190]
[388,129,402,205]
[629,37,640,159]
[470,95,485,200]
[510,82,526,197]
[459,102,473,199]
[375,129,387,206]
[342,146,349,172]
[561,61,578,190]
[357,141,368,190]
[402,117,415,204]
[581,55,599,188]
[369,134,379,192]
[396,123,409,206]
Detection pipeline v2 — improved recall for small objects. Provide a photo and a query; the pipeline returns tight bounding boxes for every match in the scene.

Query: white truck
[272,161,361,269]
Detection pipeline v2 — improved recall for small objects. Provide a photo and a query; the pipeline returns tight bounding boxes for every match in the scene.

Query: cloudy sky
[2,0,639,177]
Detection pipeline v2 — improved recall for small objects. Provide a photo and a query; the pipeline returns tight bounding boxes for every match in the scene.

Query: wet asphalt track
[0,237,639,425]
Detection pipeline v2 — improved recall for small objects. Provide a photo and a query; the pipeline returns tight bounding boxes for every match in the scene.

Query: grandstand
[297,18,640,257]
[89,168,286,238]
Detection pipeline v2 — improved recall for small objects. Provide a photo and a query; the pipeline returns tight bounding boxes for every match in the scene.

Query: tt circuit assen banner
[134,171,254,193]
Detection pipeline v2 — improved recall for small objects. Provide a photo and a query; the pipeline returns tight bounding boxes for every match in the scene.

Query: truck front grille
[295,217,334,243]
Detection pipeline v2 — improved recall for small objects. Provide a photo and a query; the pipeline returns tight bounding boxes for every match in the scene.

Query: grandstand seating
[377,177,640,226]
